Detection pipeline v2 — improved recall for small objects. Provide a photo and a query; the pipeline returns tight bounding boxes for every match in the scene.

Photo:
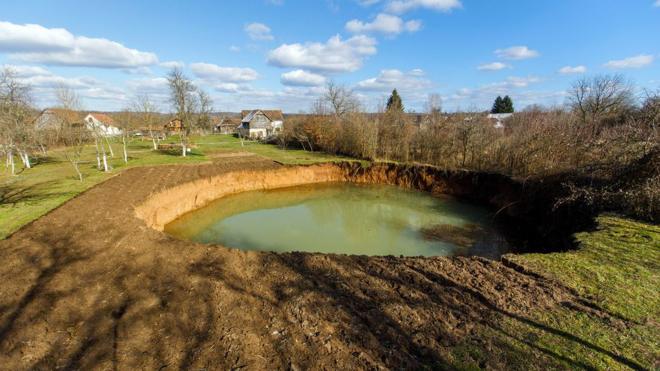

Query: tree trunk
[105,136,115,157]
[94,137,102,170]
[122,136,128,164]
[8,149,15,175]
[21,151,31,169]
[72,161,83,182]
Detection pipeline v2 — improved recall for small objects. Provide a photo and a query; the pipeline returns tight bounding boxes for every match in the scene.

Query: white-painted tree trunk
[20,151,31,169]
[105,136,114,157]
[94,137,102,170]
[122,136,128,163]
[8,149,15,175]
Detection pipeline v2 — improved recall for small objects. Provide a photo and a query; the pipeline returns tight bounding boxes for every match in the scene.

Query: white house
[84,113,122,136]
[487,113,513,129]
[237,109,284,139]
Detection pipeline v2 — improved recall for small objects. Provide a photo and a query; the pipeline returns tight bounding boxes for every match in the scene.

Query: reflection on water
[165,183,512,258]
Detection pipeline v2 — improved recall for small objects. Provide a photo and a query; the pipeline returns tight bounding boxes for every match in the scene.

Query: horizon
[1,0,659,113]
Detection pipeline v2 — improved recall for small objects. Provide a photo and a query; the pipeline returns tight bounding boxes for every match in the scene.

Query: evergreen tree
[491,96,504,113]
[386,89,404,112]
[502,95,514,113]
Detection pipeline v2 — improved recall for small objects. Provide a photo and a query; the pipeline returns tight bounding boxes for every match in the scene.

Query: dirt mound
[0,157,620,369]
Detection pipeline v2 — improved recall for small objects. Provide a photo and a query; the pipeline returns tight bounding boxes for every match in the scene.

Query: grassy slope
[0,135,346,238]
[499,216,659,370]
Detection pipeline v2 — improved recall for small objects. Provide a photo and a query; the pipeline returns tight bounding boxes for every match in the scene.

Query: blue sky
[1,0,659,112]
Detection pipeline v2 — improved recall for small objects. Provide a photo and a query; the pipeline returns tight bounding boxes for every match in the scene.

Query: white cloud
[504,76,540,88]
[245,23,274,41]
[386,0,462,13]
[558,65,587,74]
[1,64,51,77]
[229,45,241,52]
[0,21,73,52]
[190,62,259,82]
[159,61,184,69]
[604,54,654,69]
[495,46,540,60]
[477,62,510,71]
[346,13,421,35]
[655,0,660,7]
[0,21,158,68]
[355,68,431,91]
[267,35,377,73]
[281,69,327,86]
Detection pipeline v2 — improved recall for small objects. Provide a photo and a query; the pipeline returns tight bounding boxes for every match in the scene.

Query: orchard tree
[167,68,198,156]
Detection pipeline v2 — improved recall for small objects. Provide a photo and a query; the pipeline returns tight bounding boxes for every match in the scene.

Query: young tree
[56,86,88,181]
[195,89,214,134]
[386,89,404,113]
[132,94,160,150]
[0,67,35,175]
[167,68,198,156]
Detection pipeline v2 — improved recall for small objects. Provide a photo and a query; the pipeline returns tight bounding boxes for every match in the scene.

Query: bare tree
[568,74,635,135]
[323,81,359,120]
[167,68,198,156]
[0,67,34,175]
[132,94,160,150]
[196,90,213,134]
[56,86,88,181]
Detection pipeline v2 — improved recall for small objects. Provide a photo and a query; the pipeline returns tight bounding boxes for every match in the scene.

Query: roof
[487,113,514,120]
[218,117,240,127]
[240,109,284,122]
[87,113,115,125]
[39,108,84,123]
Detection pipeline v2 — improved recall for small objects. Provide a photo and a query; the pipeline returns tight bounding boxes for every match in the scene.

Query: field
[0,136,658,369]
[0,134,345,239]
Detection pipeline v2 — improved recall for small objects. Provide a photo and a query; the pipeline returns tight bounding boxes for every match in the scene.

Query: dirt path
[0,156,618,369]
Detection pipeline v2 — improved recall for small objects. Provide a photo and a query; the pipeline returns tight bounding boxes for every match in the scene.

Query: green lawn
[0,135,347,239]
[500,216,660,369]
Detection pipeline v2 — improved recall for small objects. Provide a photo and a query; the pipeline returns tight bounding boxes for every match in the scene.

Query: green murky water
[165,183,512,258]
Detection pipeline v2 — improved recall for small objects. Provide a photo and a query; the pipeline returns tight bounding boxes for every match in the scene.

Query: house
[214,117,240,134]
[84,113,122,136]
[237,109,284,138]
[34,108,83,131]
[487,113,513,129]
[164,118,185,134]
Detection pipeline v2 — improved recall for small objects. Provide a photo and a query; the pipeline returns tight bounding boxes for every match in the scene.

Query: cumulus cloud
[245,23,274,41]
[655,0,660,6]
[346,13,421,35]
[495,46,540,60]
[0,21,158,68]
[190,62,259,82]
[558,65,587,74]
[355,68,431,91]
[267,35,377,73]
[386,0,462,13]
[159,61,184,69]
[281,69,327,86]
[477,62,510,71]
[604,54,654,69]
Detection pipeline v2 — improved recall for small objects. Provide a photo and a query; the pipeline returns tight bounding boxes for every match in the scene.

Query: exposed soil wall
[136,161,591,252]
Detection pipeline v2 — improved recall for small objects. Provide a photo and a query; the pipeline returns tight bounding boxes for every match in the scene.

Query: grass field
[0,135,346,239]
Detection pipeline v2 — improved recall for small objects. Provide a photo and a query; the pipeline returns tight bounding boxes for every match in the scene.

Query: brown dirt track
[0,156,622,370]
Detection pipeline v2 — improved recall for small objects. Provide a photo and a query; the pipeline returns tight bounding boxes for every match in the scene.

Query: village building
[164,118,185,134]
[487,113,513,129]
[34,108,83,131]
[214,116,240,134]
[237,109,284,139]
[84,113,122,136]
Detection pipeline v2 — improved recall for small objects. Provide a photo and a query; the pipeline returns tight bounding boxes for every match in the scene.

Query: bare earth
[0,156,619,369]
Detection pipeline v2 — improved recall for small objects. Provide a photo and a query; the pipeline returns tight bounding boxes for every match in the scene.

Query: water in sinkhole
[165,182,513,258]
